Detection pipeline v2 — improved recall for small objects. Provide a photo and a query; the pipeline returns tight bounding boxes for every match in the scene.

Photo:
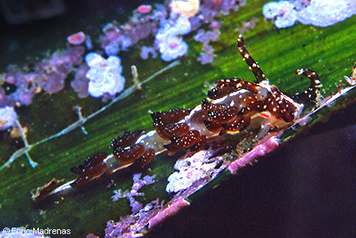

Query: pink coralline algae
[194,29,221,64]
[99,3,167,55]
[140,46,158,60]
[37,46,83,93]
[35,53,72,94]
[137,4,152,15]
[104,197,191,237]
[2,67,36,107]
[67,31,86,45]
[104,199,162,237]
[70,64,90,98]
[148,197,190,229]
[100,7,161,56]
[0,45,85,108]
[228,135,280,174]
[112,173,156,213]
[0,0,247,114]
[99,0,245,63]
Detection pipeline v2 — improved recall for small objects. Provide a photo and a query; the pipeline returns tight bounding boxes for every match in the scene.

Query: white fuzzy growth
[263,1,283,19]
[297,0,356,27]
[155,16,191,62]
[158,35,188,62]
[85,52,125,98]
[0,106,17,130]
[263,0,356,28]
[166,150,219,193]
[170,0,200,18]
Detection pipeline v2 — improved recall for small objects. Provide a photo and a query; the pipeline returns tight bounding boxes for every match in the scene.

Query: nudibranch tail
[39,35,323,200]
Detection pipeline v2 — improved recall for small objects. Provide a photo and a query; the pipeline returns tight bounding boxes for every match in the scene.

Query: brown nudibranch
[37,35,321,200]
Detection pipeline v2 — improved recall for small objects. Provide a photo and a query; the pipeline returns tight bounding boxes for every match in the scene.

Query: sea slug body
[65,35,321,190]
[38,35,322,201]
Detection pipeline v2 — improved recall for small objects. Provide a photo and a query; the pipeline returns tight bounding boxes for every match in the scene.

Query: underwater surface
[0,0,355,237]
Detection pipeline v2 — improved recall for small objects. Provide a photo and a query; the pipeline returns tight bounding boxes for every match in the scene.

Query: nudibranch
[35,35,321,199]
